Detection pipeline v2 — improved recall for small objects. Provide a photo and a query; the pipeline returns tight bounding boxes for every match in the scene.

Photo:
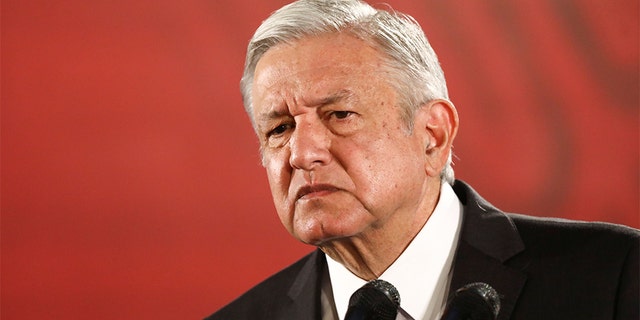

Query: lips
[295,184,340,201]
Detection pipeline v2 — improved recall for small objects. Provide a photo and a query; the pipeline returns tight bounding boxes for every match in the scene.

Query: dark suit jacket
[206,180,639,320]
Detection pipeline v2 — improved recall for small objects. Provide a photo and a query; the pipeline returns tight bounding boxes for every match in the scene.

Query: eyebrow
[257,89,354,122]
[310,89,353,108]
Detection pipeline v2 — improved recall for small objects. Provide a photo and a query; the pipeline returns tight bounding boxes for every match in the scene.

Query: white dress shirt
[323,182,463,320]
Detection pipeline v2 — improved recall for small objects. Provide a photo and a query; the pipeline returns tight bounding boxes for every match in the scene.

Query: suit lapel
[450,181,529,320]
[285,249,326,320]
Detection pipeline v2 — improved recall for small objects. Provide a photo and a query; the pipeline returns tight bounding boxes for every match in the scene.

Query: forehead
[257,32,380,68]
[252,33,389,102]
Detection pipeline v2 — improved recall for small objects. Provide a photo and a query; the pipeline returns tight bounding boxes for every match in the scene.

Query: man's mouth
[295,184,340,201]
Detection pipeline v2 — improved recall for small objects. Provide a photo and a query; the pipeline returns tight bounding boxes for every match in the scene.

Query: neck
[319,182,441,280]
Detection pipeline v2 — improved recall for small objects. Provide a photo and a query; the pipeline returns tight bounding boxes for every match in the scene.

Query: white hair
[241,0,455,184]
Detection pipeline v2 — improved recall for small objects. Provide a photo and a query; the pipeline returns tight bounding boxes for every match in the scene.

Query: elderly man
[206,0,639,319]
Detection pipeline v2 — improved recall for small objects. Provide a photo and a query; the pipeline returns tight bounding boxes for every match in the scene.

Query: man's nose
[288,118,331,171]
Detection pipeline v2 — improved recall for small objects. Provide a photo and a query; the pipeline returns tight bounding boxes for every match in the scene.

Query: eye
[331,111,354,119]
[267,123,293,138]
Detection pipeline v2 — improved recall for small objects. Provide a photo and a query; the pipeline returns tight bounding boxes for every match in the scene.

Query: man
[206,0,639,319]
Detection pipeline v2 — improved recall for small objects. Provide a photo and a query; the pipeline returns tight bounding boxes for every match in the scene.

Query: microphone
[344,279,401,320]
[440,282,501,320]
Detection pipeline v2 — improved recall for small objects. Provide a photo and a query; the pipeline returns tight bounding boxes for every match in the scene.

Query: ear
[414,99,459,178]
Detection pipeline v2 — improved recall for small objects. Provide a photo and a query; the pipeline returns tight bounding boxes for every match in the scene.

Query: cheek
[345,136,424,200]
[335,146,386,205]
[265,159,289,201]
[264,154,296,228]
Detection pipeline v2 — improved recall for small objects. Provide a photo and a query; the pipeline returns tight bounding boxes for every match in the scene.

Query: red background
[2,0,638,319]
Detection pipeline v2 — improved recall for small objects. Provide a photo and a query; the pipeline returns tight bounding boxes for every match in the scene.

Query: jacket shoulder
[205,250,323,320]
[508,212,639,249]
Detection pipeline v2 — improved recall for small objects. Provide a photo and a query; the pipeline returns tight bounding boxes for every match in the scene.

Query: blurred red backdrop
[2,0,638,319]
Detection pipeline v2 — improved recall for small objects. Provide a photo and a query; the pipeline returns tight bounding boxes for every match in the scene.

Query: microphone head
[345,279,400,320]
[442,282,501,320]
[366,279,401,307]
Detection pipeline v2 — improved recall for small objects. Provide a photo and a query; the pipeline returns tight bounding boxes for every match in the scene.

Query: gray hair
[241,0,455,184]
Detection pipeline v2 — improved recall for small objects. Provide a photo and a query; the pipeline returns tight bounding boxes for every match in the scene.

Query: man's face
[251,33,433,246]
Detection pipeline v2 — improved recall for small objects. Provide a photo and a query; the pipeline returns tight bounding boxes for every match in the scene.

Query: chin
[292,219,362,246]
[292,226,331,246]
